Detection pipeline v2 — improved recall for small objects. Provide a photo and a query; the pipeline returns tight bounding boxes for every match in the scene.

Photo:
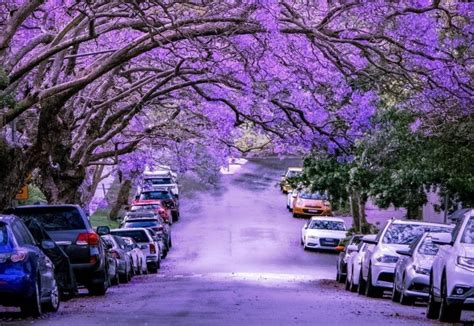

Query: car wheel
[149,263,158,274]
[88,281,108,296]
[345,272,351,291]
[439,275,462,323]
[391,282,401,302]
[169,237,173,248]
[349,273,357,293]
[21,278,42,317]
[357,270,366,295]
[292,212,298,218]
[426,276,440,320]
[43,279,60,312]
[365,266,383,298]
[399,277,414,305]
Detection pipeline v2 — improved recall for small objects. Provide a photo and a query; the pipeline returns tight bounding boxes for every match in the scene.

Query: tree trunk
[349,192,361,232]
[0,138,37,209]
[108,179,132,221]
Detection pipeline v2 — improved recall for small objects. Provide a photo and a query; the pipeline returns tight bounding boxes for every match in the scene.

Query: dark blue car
[0,215,60,316]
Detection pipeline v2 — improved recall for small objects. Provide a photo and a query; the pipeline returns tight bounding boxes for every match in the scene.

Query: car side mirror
[96,226,111,236]
[396,249,412,257]
[135,195,140,200]
[431,233,453,246]
[41,240,56,250]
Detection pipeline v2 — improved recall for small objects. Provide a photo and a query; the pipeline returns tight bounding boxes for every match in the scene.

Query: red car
[129,202,171,224]
[134,190,180,222]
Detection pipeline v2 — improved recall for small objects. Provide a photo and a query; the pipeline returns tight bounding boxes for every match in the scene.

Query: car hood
[414,254,435,269]
[301,199,324,206]
[305,229,347,238]
[377,244,410,257]
[459,244,474,258]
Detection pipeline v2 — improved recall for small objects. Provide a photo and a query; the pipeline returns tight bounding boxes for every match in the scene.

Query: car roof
[288,167,303,171]
[310,216,345,222]
[11,204,81,209]
[124,218,158,223]
[111,228,149,233]
[0,214,19,224]
[390,219,449,228]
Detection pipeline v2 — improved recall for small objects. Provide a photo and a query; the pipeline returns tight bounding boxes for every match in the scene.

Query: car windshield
[139,191,171,200]
[461,217,474,244]
[300,192,327,200]
[13,207,86,231]
[417,237,440,256]
[0,224,8,246]
[145,178,172,185]
[131,205,161,212]
[123,221,159,228]
[309,220,346,231]
[111,230,149,243]
[382,223,450,245]
[103,237,117,249]
[286,170,302,178]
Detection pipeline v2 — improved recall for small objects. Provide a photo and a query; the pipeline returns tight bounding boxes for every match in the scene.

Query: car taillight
[10,250,28,263]
[76,232,99,246]
[149,243,156,254]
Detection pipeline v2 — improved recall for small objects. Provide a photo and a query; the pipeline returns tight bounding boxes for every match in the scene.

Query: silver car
[360,219,451,298]
[427,212,474,323]
[345,242,369,293]
[392,228,453,305]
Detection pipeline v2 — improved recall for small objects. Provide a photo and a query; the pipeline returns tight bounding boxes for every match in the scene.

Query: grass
[90,210,120,229]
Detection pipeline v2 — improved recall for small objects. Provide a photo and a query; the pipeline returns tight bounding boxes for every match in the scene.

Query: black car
[121,215,171,258]
[336,235,363,283]
[0,215,60,316]
[9,205,109,295]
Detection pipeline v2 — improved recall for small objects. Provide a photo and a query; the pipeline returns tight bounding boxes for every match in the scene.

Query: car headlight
[375,255,398,264]
[296,200,304,207]
[307,235,318,240]
[456,256,474,271]
[412,265,430,275]
[323,201,331,207]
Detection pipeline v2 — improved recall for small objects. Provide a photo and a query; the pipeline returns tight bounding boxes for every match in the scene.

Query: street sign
[15,185,29,201]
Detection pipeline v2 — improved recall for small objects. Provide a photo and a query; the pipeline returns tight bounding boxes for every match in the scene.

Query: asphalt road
[3,158,438,325]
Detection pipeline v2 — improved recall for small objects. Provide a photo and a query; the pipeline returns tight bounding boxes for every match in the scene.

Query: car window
[299,192,328,200]
[145,178,172,185]
[16,222,36,245]
[123,221,158,229]
[309,220,346,231]
[286,170,302,178]
[103,238,116,249]
[417,236,440,256]
[131,205,161,212]
[114,236,127,249]
[461,217,474,244]
[382,223,451,245]
[0,224,8,246]
[13,207,86,231]
[111,230,149,243]
[139,191,171,200]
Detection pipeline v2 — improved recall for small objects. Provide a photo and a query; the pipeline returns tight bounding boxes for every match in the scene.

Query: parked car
[287,189,299,211]
[101,235,133,283]
[121,213,172,257]
[336,235,363,283]
[102,238,120,286]
[10,205,109,295]
[292,191,332,218]
[122,237,147,275]
[280,167,303,193]
[143,170,179,197]
[129,203,172,224]
[345,242,369,293]
[134,190,180,222]
[0,215,60,316]
[108,228,161,273]
[360,219,451,298]
[427,213,474,322]
[393,227,453,305]
[301,217,347,250]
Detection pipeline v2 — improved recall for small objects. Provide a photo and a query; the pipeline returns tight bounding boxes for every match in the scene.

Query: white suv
[427,212,474,323]
[360,219,450,298]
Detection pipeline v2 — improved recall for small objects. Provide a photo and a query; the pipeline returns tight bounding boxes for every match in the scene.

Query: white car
[345,242,370,293]
[427,212,474,323]
[301,217,347,250]
[287,189,298,211]
[360,219,451,298]
[143,170,179,197]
